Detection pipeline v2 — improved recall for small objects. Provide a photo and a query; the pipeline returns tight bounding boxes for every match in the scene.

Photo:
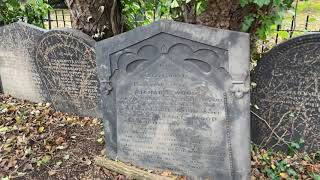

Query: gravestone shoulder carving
[35,29,101,118]
[97,20,250,179]
[252,33,320,152]
[0,22,46,102]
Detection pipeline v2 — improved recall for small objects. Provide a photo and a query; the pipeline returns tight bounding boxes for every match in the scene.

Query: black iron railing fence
[42,9,72,29]
[260,15,320,53]
[15,9,320,53]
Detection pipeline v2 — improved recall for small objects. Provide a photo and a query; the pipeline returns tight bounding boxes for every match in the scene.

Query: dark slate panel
[0,22,46,102]
[35,29,101,118]
[252,33,320,152]
[96,20,250,180]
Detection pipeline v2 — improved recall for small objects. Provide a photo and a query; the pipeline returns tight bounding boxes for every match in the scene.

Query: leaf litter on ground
[0,94,319,179]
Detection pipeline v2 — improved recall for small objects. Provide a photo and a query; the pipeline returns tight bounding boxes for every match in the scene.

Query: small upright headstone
[252,34,320,152]
[35,29,101,117]
[0,22,46,102]
[97,20,250,179]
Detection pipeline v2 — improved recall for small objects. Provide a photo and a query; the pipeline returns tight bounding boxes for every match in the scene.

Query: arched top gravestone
[35,29,101,118]
[0,22,46,102]
[252,34,320,152]
[96,20,250,179]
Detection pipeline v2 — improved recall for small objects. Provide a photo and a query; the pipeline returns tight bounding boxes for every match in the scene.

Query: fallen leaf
[55,137,65,145]
[1,176,9,180]
[63,154,70,160]
[16,172,26,177]
[5,159,17,171]
[307,165,316,172]
[279,172,288,179]
[56,161,62,167]
[56,145,65,150]
[45,145,52,151]
[1,108,8,113]
[97,138,104,144]
[100,149,106,155]
[81,156,92,165]
[161,171,172,176]
[48,170,57,176]
[38,126,45,133]
[24,147,32,156]
[23,163,34,171]
[0,126,10,133]
[37,155,51,166]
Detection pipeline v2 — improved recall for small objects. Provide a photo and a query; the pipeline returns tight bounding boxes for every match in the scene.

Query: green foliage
[277,31,289,39]
[122,0,295,41]
[316,151,320,161]
[288,139,304,155]
[240,0,295,40]
[0,0,309,44]
[0,0,23,25]
[122,0,207,30]
[24,0,52,27]
[242,14,255,32]
[264,159,299,179]
[122,0,169,29]
[251,139,320,179]
[311,173,320,180]
[256,148,299,179]
[0,0,51,27]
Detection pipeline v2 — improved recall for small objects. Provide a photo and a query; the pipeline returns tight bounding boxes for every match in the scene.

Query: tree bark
[181,0,197,24]
[66,0,122,40]
[198,0,268,35]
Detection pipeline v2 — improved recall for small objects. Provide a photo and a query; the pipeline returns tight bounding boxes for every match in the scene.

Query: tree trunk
[66,0,122,40]
[198,0,268,35]
[181,0,197,24]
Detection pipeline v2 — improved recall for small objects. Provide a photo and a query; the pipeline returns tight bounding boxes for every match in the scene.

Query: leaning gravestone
[35,29,101,118]
[252,34,320,152]
[97,20,250,179]
[0,22,46,102]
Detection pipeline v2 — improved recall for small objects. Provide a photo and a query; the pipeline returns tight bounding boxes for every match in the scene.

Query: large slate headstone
[35,29,101,118]
[97,21,250,179]
[0,22,46,102]
[252,34,320,152]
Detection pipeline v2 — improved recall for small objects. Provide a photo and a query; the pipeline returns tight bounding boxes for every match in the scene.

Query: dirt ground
[0,94,126,179]
[0,94,319,180]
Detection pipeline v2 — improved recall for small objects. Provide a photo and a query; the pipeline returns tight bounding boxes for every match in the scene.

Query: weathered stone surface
[0,76,3,93]
[35,29,101,118]
[252,34,320,152]
[97,20,250,179]
[0,22,46,102]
